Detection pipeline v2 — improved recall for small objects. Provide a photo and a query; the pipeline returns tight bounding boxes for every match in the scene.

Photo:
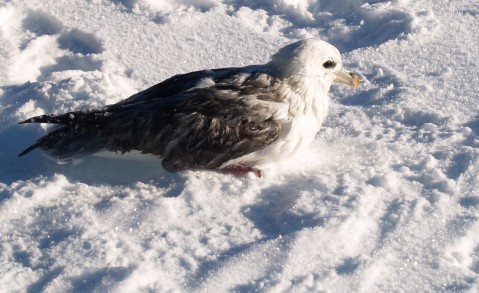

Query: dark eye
[323,60,336,69]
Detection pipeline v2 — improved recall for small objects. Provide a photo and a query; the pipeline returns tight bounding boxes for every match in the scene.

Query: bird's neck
[285,74,330,122]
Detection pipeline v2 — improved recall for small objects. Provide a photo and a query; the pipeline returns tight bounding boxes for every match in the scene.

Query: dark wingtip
[18,117,39,124]
[18,142,41,157]
[18,114,59,125]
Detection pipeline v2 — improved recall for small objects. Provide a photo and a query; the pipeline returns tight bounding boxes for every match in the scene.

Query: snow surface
[1,0,479,292]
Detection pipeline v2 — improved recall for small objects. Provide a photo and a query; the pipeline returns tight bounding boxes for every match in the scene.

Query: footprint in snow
[57,28,104,55]
[23,10,63,37]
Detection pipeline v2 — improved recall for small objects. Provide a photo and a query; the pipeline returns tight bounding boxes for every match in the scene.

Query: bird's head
[268,38,360,92]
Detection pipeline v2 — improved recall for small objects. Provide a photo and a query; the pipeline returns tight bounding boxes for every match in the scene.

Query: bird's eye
[323,60,336,69]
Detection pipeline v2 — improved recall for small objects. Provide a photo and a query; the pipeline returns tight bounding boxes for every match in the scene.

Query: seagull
[18,38,360,177]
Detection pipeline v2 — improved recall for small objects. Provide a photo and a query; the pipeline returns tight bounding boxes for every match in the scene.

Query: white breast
[222,83,329,167]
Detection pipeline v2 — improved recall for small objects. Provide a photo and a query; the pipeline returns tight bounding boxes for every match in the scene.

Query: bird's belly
[94,150,160,162]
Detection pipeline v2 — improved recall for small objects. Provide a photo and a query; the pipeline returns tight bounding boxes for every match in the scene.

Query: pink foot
[220,165,262,178]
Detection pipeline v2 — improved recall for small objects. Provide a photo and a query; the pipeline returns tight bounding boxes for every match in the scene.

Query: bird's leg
[220,164,262,178]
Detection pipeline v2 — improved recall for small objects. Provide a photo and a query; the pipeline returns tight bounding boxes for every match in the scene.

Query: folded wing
[19,67,287,169]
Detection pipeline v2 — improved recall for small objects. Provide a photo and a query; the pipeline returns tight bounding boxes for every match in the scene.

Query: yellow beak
[334,68,360,89]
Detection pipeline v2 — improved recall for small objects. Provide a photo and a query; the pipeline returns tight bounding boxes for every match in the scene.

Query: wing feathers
[20,67,287,168]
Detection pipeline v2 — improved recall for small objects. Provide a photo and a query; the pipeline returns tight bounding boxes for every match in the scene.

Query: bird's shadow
[3,124,185,191]
[59,156,183,186]
[243,182,325,238]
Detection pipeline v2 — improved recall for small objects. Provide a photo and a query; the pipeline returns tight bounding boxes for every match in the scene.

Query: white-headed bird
[19,38,360,177]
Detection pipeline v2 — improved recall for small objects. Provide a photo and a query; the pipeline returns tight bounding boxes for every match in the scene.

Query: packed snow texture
[1,0,479,292]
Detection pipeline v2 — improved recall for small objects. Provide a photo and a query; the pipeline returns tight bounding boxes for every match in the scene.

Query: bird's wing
[19,67,288,167]
[116,67,247,106]
[101,67,287,168]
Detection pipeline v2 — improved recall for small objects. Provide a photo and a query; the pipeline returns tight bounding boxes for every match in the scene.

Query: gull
[19,38,360,177]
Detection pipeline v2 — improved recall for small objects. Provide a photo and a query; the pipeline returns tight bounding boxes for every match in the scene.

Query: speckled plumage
[19,38,359,176]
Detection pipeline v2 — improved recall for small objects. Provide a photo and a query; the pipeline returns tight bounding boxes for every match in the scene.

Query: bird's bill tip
[334,69,360,89]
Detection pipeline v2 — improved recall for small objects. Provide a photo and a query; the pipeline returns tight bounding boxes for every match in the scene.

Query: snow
[1,0,479,291]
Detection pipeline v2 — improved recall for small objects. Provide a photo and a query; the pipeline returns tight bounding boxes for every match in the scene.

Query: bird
[18,38,360,177]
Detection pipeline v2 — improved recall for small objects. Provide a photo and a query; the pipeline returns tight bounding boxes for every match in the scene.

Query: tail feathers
[19,109,108,126]
[19,109,110,160]
[19,114,67,124]
[18,127,106,161]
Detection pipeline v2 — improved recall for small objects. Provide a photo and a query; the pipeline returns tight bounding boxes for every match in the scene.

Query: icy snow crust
[1,0,479,292]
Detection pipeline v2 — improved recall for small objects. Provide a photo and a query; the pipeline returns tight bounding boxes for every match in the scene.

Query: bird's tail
[18,111,108,161]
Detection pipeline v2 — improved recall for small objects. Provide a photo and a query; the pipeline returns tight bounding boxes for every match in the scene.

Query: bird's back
[19,65,286,169]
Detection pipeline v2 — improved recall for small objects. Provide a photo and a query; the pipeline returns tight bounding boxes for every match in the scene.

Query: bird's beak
[334,68,360,89]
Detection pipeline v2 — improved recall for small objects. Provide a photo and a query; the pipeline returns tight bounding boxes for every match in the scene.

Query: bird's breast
[222,85,330,167]
[275,113,324,157]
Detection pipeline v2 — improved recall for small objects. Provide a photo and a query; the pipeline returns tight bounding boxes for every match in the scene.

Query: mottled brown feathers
[19,66,284,168]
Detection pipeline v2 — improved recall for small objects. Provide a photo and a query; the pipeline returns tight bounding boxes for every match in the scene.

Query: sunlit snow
[1,0,479,292]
